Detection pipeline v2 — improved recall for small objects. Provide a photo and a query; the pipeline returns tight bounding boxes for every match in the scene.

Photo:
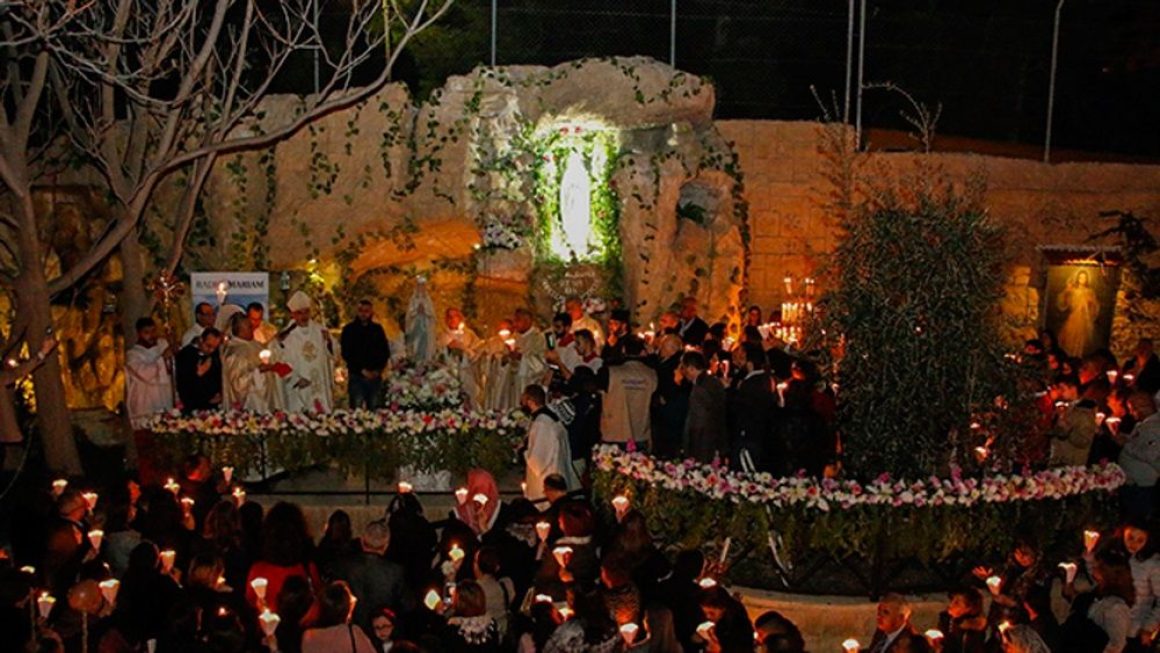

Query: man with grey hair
[866,593,928,653]
[1120,391,1160,520]
[330,519,410,631]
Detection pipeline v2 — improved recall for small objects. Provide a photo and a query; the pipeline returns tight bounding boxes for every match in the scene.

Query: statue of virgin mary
[405,275,438,362]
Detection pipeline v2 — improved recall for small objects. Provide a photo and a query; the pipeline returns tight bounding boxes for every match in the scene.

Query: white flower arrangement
[385,359,465,410]
[592,445,1126,513]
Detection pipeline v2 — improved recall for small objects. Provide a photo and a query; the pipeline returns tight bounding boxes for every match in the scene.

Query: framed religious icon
[1039,247,1121,358]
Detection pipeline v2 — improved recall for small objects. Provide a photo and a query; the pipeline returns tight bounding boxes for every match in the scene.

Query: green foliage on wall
[825,183,1026,478]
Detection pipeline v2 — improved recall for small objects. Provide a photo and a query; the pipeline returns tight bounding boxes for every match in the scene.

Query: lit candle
[19,565,35,575]
[1107,370,1119,384]
[719,537,732,564]
[181,497,195,513]
[1125,373,1136,385]
[697,577,718,589]
[1059,561,1078,584]
[534,593,553,604]
[552,546,573,568]
[472,492,489,506]
[985,575,1002,595]
[164,478,180,495]
[1084,529,1100,553]
[87,529,104,551]
[1106,416,1122,435]
[160,550,176,573]
[449,544,465,563]
[611,494,630,520]
[423,590,441,611]
[51,479,68,498]
[974,446,989,462]
[5,358,17,368]
[783,275,793,295]
[258,609,281,636]
[925,629,944,644]
[232,486,246,506]
[455,487,468,505]
[696,621,715,640]
[397,481,413,494]
[250,577,268,599]
[222,466,234,483]
[98,579,120,606]
[557,606,574,620]
[81,492,99,511]
[619,623,640,645]
[536,521,551,541]
[259,349,272,364]
[998,621,1012,635]
[1095,412,1107,427]
[842,639,861,653]
[37,592,55,620]
[520,481,527,495]
[776,382,787,408]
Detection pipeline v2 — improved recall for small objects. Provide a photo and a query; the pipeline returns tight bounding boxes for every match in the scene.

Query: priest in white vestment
[521,385,578,503]
[565,297,604,349]
[125,317,174,429]
[441,308,483,408]
[480,320,518,412]
[222,314,284,413]
[277,291,335,413]
[512,308,548,393]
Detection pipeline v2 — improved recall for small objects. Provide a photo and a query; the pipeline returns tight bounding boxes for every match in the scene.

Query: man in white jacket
[521,384,578,504]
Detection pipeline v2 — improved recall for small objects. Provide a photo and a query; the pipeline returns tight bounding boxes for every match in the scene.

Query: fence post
[855,0,867,148]
[490,0,497,66]
[844,0,855,123]
[1044,0,1066,163]
[670,0,678,67]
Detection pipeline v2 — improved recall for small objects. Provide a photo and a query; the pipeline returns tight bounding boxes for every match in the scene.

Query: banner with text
[190,272,270,324]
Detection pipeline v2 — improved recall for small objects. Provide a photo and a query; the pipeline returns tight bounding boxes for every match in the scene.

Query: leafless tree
[0,0,454,473]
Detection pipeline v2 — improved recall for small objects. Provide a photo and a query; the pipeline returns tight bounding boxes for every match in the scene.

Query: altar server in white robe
[222,313,284,413]
[278,291,335,413]
[481,320,519,412]
[512,308,549,392]
[521,384,578,503]
[125,317,174,429]
[442,307,483,407]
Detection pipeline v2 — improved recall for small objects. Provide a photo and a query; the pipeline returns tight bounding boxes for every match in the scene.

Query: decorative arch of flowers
[592,445,1125,590]
[148,407,525,481]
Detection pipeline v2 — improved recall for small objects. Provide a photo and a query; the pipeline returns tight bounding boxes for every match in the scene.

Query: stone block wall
[720,120,1160,355]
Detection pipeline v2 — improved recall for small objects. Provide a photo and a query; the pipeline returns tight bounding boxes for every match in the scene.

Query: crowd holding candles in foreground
[2,463,1159,653]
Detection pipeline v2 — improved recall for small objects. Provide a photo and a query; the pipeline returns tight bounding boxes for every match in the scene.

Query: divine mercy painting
[1043,263,1120,358]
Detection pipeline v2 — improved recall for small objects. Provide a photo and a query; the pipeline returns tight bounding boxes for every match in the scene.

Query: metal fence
[423,0,1158,160]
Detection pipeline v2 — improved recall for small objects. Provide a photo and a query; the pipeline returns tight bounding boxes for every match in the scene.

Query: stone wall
[720,120,1160,354]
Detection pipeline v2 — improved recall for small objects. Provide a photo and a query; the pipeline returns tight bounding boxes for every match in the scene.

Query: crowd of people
[4,455,1160,653]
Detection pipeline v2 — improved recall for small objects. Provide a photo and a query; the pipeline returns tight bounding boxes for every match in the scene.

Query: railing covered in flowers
[592,445,1125,594]
[148,408,524,481]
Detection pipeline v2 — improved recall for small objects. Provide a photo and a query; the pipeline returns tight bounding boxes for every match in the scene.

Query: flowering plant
[593,446,1124,593]
[148,407,524,479]
[480,217,523,250]
[384,359,464,410]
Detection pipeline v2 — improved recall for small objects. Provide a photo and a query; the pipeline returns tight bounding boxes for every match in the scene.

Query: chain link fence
[414,0,1158,158]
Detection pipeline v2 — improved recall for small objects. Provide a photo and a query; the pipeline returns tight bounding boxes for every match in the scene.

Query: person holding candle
[999,624,1052,653]
[301,580,377,653]
[697,585,756,653]
[222,312,284,413]
[1123,339,1160,396]
[245,502,322,613]
[472,546,516,638]
[974,536,1049,629]
[1061,548,1133,653]
[199,499,251,596]
[1047,375,1099,467]
[433,579,501,652]
[111,542,183,646]
[541,588,620,653]
[936,587,986,653]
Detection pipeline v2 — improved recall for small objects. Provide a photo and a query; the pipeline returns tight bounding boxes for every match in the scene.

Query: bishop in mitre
[222,313,285,413]
[278,291,335,412]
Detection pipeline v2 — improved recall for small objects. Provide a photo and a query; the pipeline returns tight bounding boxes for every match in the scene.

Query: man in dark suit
[330,519,410,632]
[677,297,709,345]
[728,342,777,472]
[680,350,727,463]
[175,327,223,412]
[866,594,930,653]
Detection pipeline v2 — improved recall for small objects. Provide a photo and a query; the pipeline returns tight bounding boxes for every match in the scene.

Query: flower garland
[593,445,1126,512]
[148,408,524,479]
[384,358,465,410]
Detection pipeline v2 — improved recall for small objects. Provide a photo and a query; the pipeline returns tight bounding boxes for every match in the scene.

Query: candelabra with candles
[756,275,815,346]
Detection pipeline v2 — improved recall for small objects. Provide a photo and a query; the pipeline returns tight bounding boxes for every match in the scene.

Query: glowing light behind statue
[554,149,594,261]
